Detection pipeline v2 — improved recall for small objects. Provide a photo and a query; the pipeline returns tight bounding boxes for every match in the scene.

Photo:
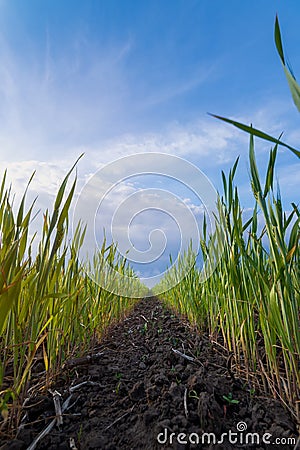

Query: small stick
[26,417,56,450]
[172,348,195,362]
[69,381,104,393]
[105,405,135,431]
[49,390,63,426]
[26,395,73,450]
[183,388,189,418]
[187,349,204,366]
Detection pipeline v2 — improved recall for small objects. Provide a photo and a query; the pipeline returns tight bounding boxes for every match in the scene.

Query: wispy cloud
[0,26,134,161]
[141,62,218,108]
[88,118,243,168]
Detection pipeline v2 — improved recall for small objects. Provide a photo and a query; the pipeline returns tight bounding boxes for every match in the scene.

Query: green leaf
[274,15,285,64]
[16,171,35,230]
[275,15,300,112]
[249,133,262,195]
[263,143,278,198]
[209,113,300,158]
[283,67,300,113]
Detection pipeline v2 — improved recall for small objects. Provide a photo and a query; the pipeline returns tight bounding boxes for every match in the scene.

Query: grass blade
[209,113,300,158]
[275,15,300,112]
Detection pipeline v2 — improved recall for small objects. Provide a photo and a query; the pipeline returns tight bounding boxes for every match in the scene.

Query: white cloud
[277,163,300,200]
[0,27,134,162]
[87,118,243,169]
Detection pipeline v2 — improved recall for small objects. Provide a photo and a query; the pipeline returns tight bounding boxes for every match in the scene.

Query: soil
[0,297,298,450]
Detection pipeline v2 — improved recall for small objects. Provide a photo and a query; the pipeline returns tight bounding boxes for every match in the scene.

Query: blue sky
[0,0,299,284]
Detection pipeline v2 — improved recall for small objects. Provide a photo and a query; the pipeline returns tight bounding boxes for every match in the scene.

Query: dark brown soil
[0,298,298,450]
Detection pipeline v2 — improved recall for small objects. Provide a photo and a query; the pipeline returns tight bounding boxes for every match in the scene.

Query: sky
[0,0,299,286]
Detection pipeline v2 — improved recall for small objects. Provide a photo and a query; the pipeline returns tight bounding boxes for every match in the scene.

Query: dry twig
[105,405,135,431]
[26,394,73,450]
[49,389,63,426]
[172,348,195,362]
[183,387,188,418]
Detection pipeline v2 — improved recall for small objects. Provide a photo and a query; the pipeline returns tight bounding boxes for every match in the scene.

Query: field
[0,128,298,449]
[0,14,299,450]
[1,298,297,449]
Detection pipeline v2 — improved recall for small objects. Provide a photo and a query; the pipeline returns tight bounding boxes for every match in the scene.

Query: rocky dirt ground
[0,297,298,450]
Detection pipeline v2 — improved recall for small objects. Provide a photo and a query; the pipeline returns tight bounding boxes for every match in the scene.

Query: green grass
[155,15,300,421]
[0,159,145,426]
[155,140,299,418]
[0,14,299,428]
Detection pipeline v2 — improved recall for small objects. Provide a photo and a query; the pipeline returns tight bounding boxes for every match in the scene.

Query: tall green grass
[0,160,145,426]
[155,140,299,418]
[159,17,300,417]
[156,16,300,419]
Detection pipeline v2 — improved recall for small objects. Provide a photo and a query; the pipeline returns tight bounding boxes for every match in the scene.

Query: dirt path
[1,298,297,450]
